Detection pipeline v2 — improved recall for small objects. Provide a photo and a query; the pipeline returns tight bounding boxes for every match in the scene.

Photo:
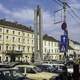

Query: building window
[9,47,11,50]
[0,35,2,40]
[12,45,15,50]
[0,28,2,32]
[23,46,25,51]
[52,49,53,53]
[6,44,9,50]
[27,39,29,44]
[27,46,30,52]
[32,34,33,38]
[32,40,33,44]
[5,57,8,62]
[55,49,58,53]
[12,37,15,42]
[23,33,25,36]
[55,50,56,53]
[18,38,20,43]
[0,56,1,62]
[6,36,8,39]
[6,30,9,33]
[18,32,20,35]
[27,34,29,37]
[49,49,50,53]
[13,31,15,34]
[0,45,1,50]
[18,45,20,50]
[55,43,57,47]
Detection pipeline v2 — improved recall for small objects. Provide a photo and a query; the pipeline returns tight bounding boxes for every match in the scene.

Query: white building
[0,19,80,63]
[43,34,60,61]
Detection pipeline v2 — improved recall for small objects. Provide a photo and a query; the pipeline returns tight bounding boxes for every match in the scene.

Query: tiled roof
[43,34,58,42]
[0,19,33,32]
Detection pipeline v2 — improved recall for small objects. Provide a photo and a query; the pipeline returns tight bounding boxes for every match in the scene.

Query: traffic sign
[61,35,68,44]
[59,35,68,52]
[59,43,67,52]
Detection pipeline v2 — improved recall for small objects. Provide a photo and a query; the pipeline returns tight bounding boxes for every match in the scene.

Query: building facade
[43,34,61,61]
[69,40,80,60]
[0,19,80,63]
[0,19,34,63]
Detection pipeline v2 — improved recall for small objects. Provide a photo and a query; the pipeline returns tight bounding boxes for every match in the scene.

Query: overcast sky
[0,0,80,42]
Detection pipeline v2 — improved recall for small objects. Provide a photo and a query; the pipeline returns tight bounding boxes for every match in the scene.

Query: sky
[0,0,80,42]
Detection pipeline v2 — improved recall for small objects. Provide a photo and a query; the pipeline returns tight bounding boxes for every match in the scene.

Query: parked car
[14,64,59,80]
[0,68,30,80]
[36,63,57,72]
[52,63,65,73]
[39,63,65,73]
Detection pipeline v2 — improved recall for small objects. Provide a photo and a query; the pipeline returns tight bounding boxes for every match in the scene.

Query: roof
[43,34,58,42]
[68,46,74,50]
[70,40,80,45]
[0,19,33,32]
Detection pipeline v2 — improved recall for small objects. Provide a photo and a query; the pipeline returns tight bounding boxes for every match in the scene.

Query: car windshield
[33,67,42,73]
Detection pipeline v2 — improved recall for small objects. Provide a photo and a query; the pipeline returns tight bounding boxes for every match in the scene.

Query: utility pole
[54,0,68,63]
[34,5,43,64]
[61,0,68,64]
[54,1,69,79]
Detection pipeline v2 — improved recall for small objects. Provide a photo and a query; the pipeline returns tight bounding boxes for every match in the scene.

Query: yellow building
[0,19,34,63]
[0,19,80,63]
[69,40,80,60]
[0,19,62,63]
[43,34,60,61]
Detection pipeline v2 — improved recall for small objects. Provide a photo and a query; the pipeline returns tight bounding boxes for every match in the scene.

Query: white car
[15,64,59,80]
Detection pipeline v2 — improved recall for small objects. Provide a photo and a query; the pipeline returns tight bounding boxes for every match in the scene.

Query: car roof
[15,64,36,68]
[0,68,18,72]
[42,63,53,66]
[42,63,64,66]
[53,63,64,66]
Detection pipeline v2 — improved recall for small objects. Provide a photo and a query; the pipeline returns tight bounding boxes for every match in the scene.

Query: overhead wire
[52,0,63,24]
[67,10,80,24]
[53,0,62,7]
[66,3,80,21]
[53,0,80,24]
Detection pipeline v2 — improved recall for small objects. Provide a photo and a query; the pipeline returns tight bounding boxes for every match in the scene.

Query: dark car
[0,68,31,80]
[36,64,56,72]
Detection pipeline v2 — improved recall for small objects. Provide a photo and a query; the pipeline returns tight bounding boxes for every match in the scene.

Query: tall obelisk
[34,5,43,64]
